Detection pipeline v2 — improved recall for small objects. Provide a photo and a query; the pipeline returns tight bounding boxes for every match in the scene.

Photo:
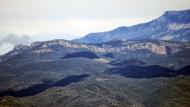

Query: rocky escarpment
[1,39,188,61]
[94,40,186,55]
[39,39,187,55]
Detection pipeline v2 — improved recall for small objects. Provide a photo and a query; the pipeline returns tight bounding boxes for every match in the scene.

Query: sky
[0,0,190,55]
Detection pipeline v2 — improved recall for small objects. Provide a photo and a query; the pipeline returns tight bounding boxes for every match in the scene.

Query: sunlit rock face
[168,23,190,30]
[1,39,187,62]
[150,45,166,54]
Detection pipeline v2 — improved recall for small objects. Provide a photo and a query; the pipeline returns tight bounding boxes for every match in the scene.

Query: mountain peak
[164,9,190,16]
[161,9,190,23]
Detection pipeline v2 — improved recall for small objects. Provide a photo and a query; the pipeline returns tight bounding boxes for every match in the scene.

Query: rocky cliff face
[1,39,187,62]
[98,40,185,55]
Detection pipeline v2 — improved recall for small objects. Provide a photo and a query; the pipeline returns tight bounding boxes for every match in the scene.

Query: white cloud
[0,43,13,55]
[0,16,158,40]
[0,34,31,55]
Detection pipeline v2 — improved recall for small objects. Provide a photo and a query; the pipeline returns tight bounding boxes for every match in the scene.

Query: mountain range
[74,9,190,43]
[0,9,190,107]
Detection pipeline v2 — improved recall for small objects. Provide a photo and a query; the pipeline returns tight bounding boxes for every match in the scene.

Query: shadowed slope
[62,51,99,59]
[0,74,89,97]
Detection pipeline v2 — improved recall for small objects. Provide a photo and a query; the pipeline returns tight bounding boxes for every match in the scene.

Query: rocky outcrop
[1,39,187,62]
[13,39,188,55]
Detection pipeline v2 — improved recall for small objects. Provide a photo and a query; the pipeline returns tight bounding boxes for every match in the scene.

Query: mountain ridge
[1,39,189,63]
[74,9,190,43]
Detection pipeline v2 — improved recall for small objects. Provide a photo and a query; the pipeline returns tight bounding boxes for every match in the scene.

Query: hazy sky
[0,0,190,55]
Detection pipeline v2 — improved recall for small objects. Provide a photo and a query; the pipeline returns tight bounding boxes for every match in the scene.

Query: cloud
[0,0,189,40]
[0,34,32,55]
[0,34,31,46]
[0,43,13,55]
[0,17,157,41]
